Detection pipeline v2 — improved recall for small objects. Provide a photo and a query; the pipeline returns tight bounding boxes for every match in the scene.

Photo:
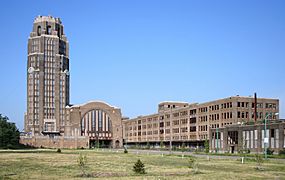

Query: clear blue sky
[0,0,284,130]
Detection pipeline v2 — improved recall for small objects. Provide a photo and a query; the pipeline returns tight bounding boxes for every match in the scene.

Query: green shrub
[204,140,209,153]
[278,148,285,155]
[133,159,146,174]
[77,154,87,176]
[181,142,186,152]
[57,148,61,153]
[146,142,150,149]
[124,147,128,153]
[160,141,164,149]
[255,154,263,170]
[188,156,196,168]
[188,156,200,174]
[266,148,274,155]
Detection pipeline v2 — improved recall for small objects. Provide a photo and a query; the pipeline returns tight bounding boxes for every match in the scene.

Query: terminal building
[21,16,284,152]
[122,96,280,149]
[21,16,123,148]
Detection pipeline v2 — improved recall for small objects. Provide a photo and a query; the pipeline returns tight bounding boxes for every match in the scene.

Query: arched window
[47,25,51,35]
[81,109,112,137]
[37,26,41,36]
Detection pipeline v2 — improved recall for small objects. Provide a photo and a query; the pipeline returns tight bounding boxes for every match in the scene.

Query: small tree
[160,141,164,149]
[188,156,196,168]
[204,140,209,153]
[101,141,105,148]
[77,154,87,176]
[266,148,274,155]
[188,156,199,174]
[279,148,285,155]
[255,154,263,170]
[124,146,128,153]
[56,148,61,153]
[146,141,150,149]
[95,141,100,148]
[133,159,146,174]
[181,142,186,152]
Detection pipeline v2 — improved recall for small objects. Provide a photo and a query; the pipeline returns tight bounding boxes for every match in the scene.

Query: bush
[146,142,150,149]
[57,148,61,153]
[124,147,128,154]
[160,141,164,149]
[266,148,274,155]
[77,154,87,176]
[255,154,263,170]
[133,159,146,174]
[181,142,186,152]
[187,156,200,174]
[188,156,196,168]
[279,148,285,155]
[204,140,209,153]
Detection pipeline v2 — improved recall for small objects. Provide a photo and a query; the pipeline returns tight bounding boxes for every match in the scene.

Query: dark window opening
[271,129,275,138]
[47,25,52,35]
[37,26,41,36]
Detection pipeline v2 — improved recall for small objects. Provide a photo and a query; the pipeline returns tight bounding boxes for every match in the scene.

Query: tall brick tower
[25,16,70,135]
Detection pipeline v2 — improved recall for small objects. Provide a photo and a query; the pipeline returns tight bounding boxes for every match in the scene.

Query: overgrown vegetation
[160,141,164,149]
[266,148,274,155]
[204,140,209,153]
[255,154,264,171]
[133,159,146,174]
[146,141,150,149]
[0,114,20,149]
[187,156,200,174]
[279,148,285,155]
[77,154,88,176]
[181,142,186,152]
[124,146,128,153]
[0,150,285,179]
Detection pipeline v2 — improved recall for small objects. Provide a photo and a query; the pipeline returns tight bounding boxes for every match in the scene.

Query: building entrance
[90,139,112,148]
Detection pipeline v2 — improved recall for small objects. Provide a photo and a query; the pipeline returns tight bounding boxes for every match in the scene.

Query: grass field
[0,149,285,179]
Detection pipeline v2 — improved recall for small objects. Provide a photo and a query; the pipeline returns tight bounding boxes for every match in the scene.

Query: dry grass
[0,149,285,179]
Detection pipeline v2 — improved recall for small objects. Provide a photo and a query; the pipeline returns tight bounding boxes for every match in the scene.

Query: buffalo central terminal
[20,16,285,153]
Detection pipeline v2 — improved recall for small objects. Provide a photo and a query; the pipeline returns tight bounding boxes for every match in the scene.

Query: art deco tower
[25,16,70,135]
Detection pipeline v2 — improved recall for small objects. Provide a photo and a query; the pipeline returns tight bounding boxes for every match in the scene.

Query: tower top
[34,15,62,24]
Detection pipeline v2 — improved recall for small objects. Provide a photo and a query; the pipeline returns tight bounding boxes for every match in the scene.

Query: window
[47,25,52,35]
[173,128,179,133]
[190,118,196,124]
[271,129,275,138]
[190,126,196,132]
[37,26,41,36]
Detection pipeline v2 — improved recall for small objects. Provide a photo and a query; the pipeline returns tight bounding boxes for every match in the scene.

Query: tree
[181,142,186,152]
[187,156,200,174]
[160,141,164,149]
[204,139,209,153]
[77,154,87,176]
[0,114,20,149]
[146,141,150,149]
[255,154,264,170]
[133,159,146,174]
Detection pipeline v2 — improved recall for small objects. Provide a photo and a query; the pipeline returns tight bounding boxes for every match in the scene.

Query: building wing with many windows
[122,96,279,148]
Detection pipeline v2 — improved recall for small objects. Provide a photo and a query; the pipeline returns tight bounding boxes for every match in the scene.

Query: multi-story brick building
[21,16,123,148]
[21,16,281,150]
[209,120,285,153]
[123,96,279,147]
